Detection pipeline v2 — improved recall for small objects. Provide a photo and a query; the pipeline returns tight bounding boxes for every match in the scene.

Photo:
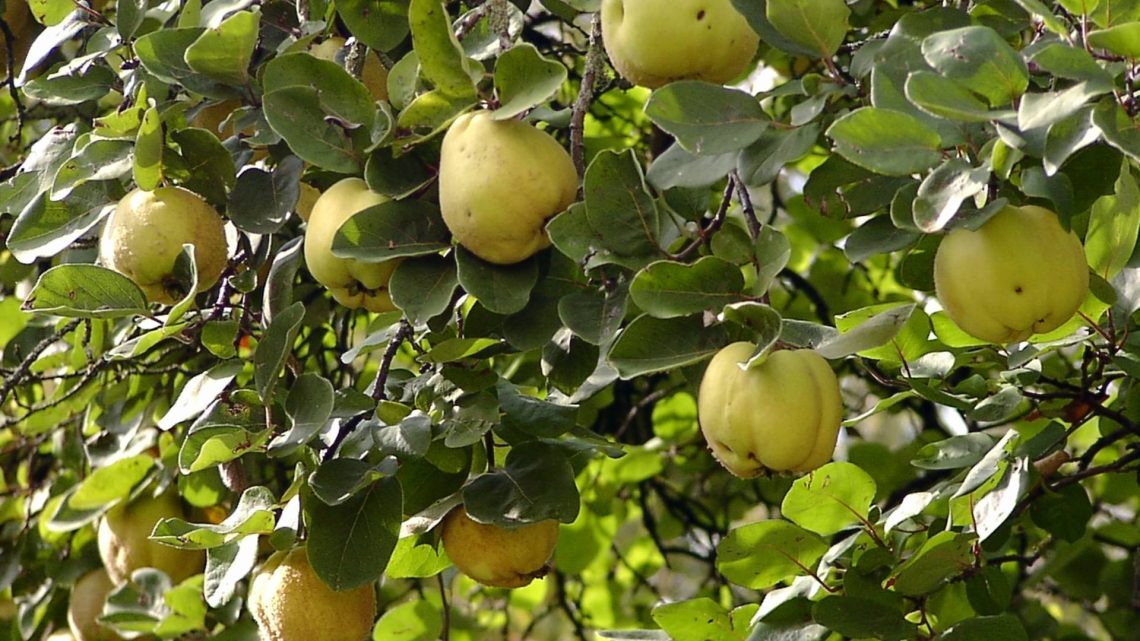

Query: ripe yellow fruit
[67,569,124,641]
[48,630,77,641]
[190,99,241,138]
[601,0,760,88]
[934,205,1089,344]
[303,177,400,312]
[309,37,389,103]
[440,506,559,589]
[698,344,843,477]
[99,187,228,305]
[97,492,205,584]
[248,547,377,641]
[439,111,578,265]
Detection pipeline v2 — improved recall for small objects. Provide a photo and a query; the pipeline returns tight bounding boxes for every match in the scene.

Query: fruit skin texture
[601,0,760,88]
[294,182,320,222]
[67,569,124,641]
[934,204,1089,344]
[698,344,843,477]
[303,177,400,312]
[248,547,377,641]
[440,506,560,589]
[309,37,389,103]
[97,492,205,584]
[99,187,228,305]
[439,111,578,265]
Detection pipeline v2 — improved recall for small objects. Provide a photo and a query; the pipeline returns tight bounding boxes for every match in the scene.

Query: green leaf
[921,26,1029,107]
[583,150,664,265]
[1030,483,1093,543]
[812,596,917,640]
[67,455,155,510]
[23,65,118,107]
[308,477,402,590]
[941,615,1028,641]
[408,0,478,97]
[159,361,243,430]
[270,373,335,455]
[813,304,915,360]
[781,462,877,536]
[463,442,580,525]
[652,598,740,641]
[389,254,459,325]
[134,106,163,190]
[336,0,410,51]
[373,600,443,641]
[1087,23,1140,56]
[904,71,1010,123]
[1093,99,1140,164]
[717,520,828,589]
[826,108,942,176]
[890,531,975,596]
[645,81,769,155]
[913,159,991,232]
[1086,162,1140,280]
[737,123,820,187]
[911,434,996,470]
[559,287,628,346]
[253,302,304,402]
[629,257,745,319]
[332,200,451,260]
[493,43,567,120]
[766,0,851,58]
[455,247,539,315]
[24,264,148,318]
[184,10,258,86]
[608,314,727,378]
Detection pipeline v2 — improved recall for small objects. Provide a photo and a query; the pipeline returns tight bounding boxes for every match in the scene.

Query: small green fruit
[99,187,228,305]
[698,344,843,477]
[248,547,377,641]
[97,491,204,584]
[601,0,759,88]
[934,205,1089,344]
[439,111,578,265]
[303,177,400,312]
[440,506,559,589]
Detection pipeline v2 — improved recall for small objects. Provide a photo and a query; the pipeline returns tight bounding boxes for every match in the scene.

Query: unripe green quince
[248,547,377,641]
[934,204,1089,344]
[440,506,559,589]
[97,492,204,584]
[303,177,400,312]
[67,569,124,641]
[698,343,843,477]
[99,187,228,305]
[439,111,578,265]
[601,0,760,88]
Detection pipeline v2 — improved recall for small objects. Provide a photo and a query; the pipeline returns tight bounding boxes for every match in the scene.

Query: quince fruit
[439,111,578,265]
[303,177,400,312]
[934,204,1089,344]
[99,187,228,305]
[248,547,376,641]
[309,37,389,103]
[601,0,759,88]
[440,506,559,589]
[698,343,843,477]
[67,569,123,641]
[97,491,204,584]
[294,182,320,222]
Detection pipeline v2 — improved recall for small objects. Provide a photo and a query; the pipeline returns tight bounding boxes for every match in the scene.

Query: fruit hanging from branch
[698,343,843,478]
[97,491,205,584]
[440,506,560,589]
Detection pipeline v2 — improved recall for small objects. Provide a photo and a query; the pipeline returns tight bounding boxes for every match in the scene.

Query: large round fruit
[698,343,843,477]
[67,569,124,641]
[248,547,377,641]
[302,177,400,312]
[97,491,205,584]
[98,187,228,305]
[934,204,1089,344]
[438,111,578,265]
[440,506,559,589]
[601,0,759,88]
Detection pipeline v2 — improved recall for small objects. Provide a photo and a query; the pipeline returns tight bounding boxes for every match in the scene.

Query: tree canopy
[2,0,1140,640]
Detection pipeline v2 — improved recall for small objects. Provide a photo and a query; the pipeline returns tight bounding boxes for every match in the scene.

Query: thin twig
[570,13,603,179]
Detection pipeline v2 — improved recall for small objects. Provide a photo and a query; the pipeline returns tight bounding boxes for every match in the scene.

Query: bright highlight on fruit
[601,0,760,88]
[698,343,843,477]
[440,506,560,589]
[438,111,578,265]
[248,546,377,641]
[303,177,400,312]
[98,187,228,305]
[934,204,1089,345]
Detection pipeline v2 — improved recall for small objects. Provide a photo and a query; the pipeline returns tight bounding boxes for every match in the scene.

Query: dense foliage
[2,0,1140,640]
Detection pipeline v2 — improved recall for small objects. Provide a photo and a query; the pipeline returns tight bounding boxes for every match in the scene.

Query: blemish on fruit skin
[696,9,706,19]
[1014,286,1023,294]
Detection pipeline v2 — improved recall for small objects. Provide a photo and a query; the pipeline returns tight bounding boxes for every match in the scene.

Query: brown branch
[570,13,603,179]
